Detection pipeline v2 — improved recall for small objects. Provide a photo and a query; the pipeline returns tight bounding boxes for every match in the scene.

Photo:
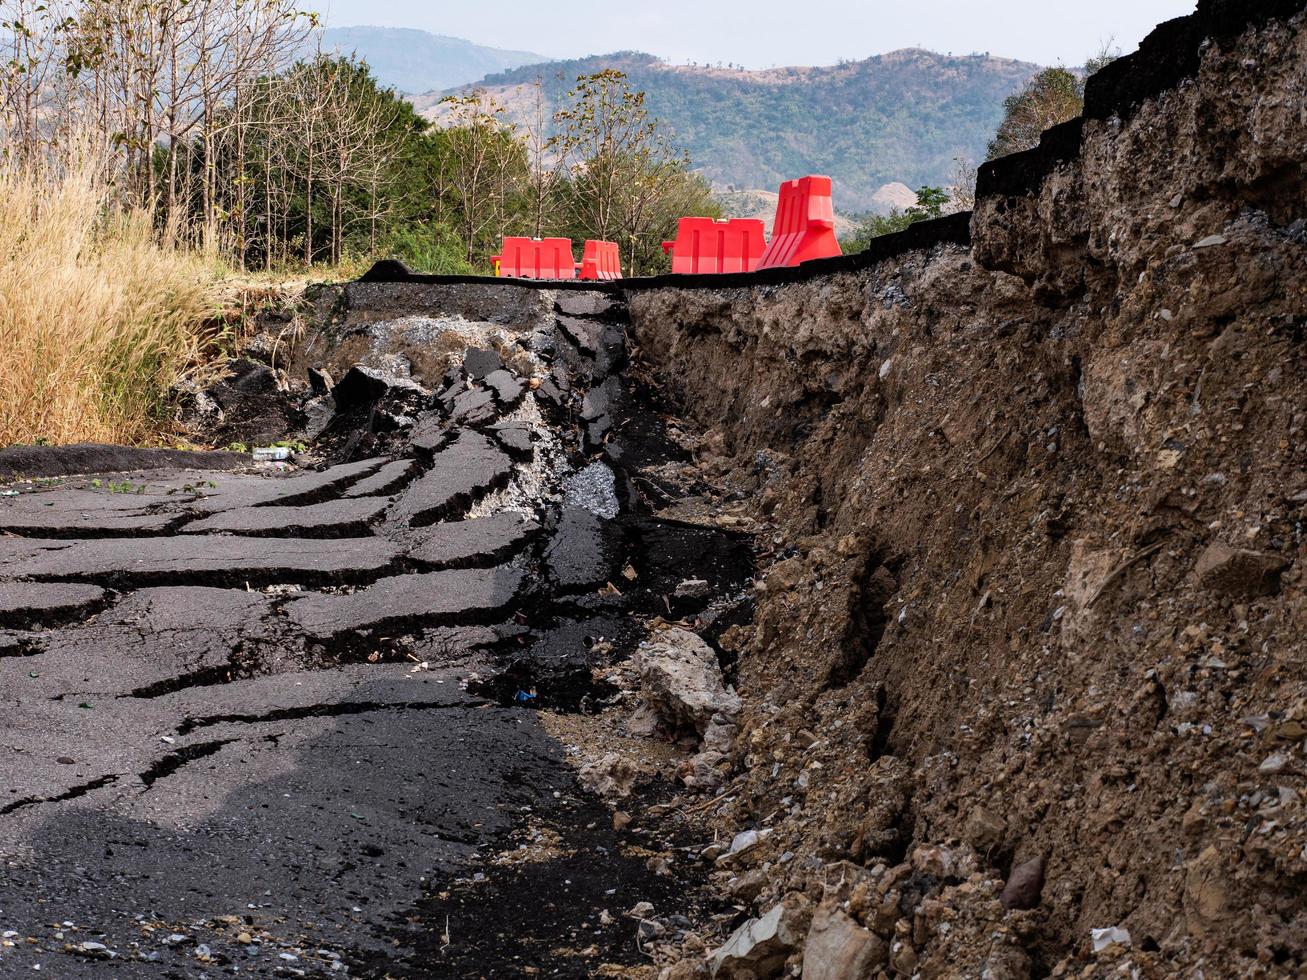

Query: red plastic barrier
[492,237,577,279]
[757,175,842,270]
[660,217,766,275]
[579,240,622,280]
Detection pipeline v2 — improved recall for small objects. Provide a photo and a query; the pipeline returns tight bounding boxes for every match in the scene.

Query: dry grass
[0,151,220,446]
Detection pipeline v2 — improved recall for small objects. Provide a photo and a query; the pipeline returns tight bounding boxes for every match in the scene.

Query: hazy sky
[313,0,1198,68]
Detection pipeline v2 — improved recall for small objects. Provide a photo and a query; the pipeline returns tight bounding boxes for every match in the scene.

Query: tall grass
[0,150,219,447]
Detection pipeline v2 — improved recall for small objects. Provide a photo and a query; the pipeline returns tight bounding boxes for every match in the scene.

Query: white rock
[637,628,741,738]
[1259,752,1290,774]
[709,895,810,977]
[1090,926,1132,952]
[801,903,887,979]
[1193,234,1227,249]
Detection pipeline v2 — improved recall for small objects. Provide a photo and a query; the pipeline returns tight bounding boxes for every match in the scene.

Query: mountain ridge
[413,48,1040,212]
[320,26,550,94]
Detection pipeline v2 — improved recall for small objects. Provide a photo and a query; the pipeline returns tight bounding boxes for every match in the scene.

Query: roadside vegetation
[0,0,713,445]
[0,146,217,446]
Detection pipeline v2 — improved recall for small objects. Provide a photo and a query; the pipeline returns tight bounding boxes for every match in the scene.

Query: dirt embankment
[624,7,1307,977]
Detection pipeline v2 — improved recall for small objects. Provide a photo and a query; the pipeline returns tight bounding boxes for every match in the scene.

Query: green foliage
[986,67,1083,160]
[842,185,950,252]
[553,69,713,276]
[985,49,1120,161]
[381,222,474,275]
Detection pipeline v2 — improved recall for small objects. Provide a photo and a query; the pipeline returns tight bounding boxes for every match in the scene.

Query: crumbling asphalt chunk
[0,582,109,629]
[490,423,534,461]
[409,413,452,458]
[462,347,504,380]
[331,365,429,411]
[450,386,497,424]
[387,431,513,527]
[0,535,399,586]
[285,565,525,638]
[343,458,419,498]
[0,444,247,481]
[483,369,525,407]
[406,512,540,569]
[19,587,274,698]
[182,496,390,537]
[557,314,626,381]
[189,457,386,513]
[0,488,191,537]
[543,506,621,591]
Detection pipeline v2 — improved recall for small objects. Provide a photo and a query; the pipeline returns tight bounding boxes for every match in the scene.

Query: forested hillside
[416,49,1039,211]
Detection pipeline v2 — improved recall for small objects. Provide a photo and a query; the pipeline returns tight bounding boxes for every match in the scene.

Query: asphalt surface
[0,293,752,977]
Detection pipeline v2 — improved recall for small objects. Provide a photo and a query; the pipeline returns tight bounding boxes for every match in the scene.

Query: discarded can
[253,446,293,462]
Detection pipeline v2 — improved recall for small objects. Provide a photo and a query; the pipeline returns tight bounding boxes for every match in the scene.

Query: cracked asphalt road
[0,291,752,977]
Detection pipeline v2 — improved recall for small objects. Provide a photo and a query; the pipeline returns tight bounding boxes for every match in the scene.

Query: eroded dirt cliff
[624,6,1307,977]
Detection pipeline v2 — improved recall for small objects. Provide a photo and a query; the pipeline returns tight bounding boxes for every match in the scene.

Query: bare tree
[521,77,567,239]
[440,89,524,264]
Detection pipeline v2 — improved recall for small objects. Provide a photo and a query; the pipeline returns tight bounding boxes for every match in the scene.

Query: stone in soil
[285,565,525,638]
[182,495,390,537]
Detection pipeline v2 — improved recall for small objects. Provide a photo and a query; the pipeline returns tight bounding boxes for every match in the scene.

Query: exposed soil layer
[620,7,1307,978]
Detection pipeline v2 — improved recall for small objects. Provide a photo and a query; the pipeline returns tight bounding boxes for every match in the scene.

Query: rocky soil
[622,7,1307,979]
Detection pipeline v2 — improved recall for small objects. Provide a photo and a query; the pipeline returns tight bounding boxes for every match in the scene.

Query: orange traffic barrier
[757,175,842,270]
[661,217,766,275]
[492,237,577,279]
[579,240,622,280]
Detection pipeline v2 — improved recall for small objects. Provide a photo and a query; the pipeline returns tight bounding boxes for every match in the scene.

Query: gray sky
[313,0,1198,68]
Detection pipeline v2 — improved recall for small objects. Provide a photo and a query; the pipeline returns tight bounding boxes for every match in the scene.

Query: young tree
[521,77,567,240]
[986,66,1083,160]
[947,155,976,213]
[842,185,951,252]
[554,68,708,275]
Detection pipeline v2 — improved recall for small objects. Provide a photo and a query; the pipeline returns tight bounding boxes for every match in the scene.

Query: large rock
[205,358,299,445]
[709,894,811,978]
[801,902,887,980]
[637,628,741,738]
[331,364,428,410]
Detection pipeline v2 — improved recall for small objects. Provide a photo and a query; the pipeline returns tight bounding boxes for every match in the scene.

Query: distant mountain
[321,27,549,94]
[415,50,1039,213]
